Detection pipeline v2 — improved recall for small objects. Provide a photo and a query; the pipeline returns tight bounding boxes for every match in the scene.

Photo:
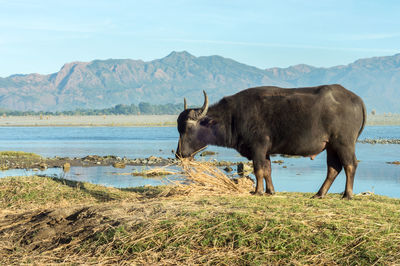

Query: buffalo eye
[200,118,215,127]
[178,121,187,134]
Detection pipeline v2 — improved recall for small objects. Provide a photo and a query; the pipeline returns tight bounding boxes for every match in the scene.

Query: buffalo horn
[196,90,209,119]
[184,98,187,110]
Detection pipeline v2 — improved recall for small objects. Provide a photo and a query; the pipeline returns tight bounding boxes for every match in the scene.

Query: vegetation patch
[199,150,217,156]
[131,167,177,177]
[0,102,184,116]
[0,151,42,160]
[0,151,43,170]
[0,176,138,210]
[0,163,399,264]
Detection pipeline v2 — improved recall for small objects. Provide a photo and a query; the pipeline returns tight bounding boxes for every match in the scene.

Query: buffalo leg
[264,156,275,195]
[253,155,266,195]
[313,147,342,198]
[335,145,358,200]
[343,163,357,199]
[253,163,265,195]
[252,155,275,195]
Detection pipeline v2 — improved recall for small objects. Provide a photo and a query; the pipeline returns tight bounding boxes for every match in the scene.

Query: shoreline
[0,114,178,127]
[1,114,400,127]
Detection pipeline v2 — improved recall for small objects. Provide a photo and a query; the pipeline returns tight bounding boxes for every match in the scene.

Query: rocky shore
[0,152,248,171]
[0,154,179,171]
[358,138,400,144]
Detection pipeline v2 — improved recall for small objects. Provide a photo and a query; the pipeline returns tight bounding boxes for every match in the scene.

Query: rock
[39,162,48,170]
[272,160,284,164]
[200,151,217,156]
[63,162,71,172]
[224,166,233,172]
[232,176,254,187]
[281,154,301,158]
[112,162,126,168]
[83,155,102,161]
[358,138,400,144]
[214,160,234,166]
[237,162,252,176]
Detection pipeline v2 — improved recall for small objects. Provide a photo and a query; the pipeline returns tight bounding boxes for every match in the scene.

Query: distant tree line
[0,102,186,116]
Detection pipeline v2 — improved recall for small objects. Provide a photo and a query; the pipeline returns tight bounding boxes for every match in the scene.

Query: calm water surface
[0,126,399,198]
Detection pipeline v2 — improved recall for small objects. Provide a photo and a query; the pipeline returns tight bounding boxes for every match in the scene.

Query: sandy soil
[0,115,178,127]
[0,114,400,126]
[367,113,400,126]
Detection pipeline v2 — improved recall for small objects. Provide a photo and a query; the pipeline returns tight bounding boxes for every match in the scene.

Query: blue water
[0,126,399,198]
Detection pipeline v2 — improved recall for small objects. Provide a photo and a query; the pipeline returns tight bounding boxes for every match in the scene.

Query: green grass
[85,193,399,264]
[0,176,399,264]
[0,176,137,209]
[0,151,42,159]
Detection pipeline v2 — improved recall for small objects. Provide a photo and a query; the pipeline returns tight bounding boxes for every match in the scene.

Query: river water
[0,126,399,198]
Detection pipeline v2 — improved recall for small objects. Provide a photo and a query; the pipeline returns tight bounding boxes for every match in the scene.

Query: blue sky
[0,0,399,77]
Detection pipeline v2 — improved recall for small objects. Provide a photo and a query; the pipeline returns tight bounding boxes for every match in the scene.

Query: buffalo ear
[200,117,216,127]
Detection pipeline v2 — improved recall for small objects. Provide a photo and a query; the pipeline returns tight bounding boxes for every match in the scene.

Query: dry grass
[0,161,400,264]
[131,167,177,177]
[174,159,254,195]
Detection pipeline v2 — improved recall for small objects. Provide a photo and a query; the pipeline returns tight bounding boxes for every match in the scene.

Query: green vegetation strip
[0,176,137,209]
[0,176,399,264]
[0,102,184,116]
[0,151,42,159]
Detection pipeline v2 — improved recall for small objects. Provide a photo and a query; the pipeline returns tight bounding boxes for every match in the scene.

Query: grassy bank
[1,175,399,264]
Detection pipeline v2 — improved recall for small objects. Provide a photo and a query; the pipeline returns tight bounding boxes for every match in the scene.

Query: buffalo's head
[176,91,215,158]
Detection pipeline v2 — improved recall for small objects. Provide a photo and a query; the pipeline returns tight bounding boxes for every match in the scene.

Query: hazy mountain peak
[164,50,196,59]
[350,53,400,69]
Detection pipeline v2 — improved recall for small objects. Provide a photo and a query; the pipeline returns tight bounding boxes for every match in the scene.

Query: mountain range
[1,51,399,113]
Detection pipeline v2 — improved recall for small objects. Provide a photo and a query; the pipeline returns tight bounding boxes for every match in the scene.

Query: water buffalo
[176,85,366,199]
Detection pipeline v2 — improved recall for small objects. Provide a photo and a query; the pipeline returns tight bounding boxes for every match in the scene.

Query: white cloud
[339,33,400,41]
[0,19,115,34]
[154,38,399,53]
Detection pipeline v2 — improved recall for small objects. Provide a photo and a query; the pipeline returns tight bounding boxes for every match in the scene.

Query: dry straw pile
[174,159,254,195]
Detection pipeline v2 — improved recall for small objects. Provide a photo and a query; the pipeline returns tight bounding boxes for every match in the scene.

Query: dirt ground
[0,201,165,263]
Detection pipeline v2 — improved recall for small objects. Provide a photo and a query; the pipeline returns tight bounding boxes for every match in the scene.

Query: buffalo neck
[205,102,235,149]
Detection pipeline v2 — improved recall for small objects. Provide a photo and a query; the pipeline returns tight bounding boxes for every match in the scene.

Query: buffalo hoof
[342,194,353,200]
[251,191,264,196]
[311,194,324,199]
